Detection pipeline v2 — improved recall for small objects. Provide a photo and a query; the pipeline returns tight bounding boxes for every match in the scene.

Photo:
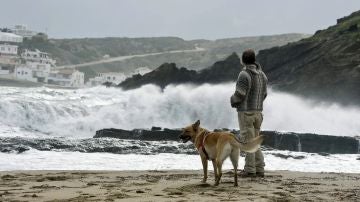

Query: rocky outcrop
[95,128,360,154]
[94,128,181,141]
[118,63,197,89]
[2,129,357,155]
[257,10,360,105]
[261,131,359,154]
[119,11,360,106]
[268,153,306,160]
[118,53,241,90]
[0,136,195,155]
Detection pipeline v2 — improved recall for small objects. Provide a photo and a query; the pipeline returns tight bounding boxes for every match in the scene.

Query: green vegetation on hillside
[73,34,307,80]
[312,10,360,40]
[19,34,308,81]
[20,37,194,66]
[257,10,360,106]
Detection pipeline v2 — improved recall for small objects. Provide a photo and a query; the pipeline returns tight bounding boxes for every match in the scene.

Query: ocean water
[0,84,359,172]
[0,150,359,173]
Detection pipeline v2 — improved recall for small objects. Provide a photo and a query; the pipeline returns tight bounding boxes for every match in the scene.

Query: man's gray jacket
[231,63,268,111]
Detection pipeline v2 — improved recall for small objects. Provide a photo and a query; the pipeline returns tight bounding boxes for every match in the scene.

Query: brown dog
[179,120,264,186]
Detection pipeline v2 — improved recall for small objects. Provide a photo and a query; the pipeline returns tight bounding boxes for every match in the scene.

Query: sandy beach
[1,170,359,202]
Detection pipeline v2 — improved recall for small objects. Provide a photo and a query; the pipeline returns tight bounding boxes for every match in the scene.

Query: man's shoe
[239,171,256,178]
[256,172,265,178]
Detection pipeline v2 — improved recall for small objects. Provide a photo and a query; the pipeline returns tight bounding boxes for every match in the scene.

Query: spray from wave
[0,84,359,138]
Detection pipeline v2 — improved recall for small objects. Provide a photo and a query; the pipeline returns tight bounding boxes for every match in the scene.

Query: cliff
[257,11,360,105]
[119,11,360,106]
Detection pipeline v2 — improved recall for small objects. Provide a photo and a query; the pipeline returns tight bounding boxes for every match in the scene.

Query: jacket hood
[244,63,262,74]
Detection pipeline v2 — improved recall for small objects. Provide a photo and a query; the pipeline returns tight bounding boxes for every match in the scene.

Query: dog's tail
[235,135,264,153]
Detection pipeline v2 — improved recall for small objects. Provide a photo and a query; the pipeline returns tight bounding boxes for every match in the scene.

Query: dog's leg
[212,159,218,184]
[215,158,223,186]
[201,156,208,183]
[230,148,240,186]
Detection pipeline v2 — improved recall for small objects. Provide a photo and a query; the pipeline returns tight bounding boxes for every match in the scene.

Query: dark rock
[0,136,196,155]
[95,128,181,141]
[1,146,29,153]
[151,126,162,131]
[102,81,114,88]
[94,128,133,139]
[119,63,198,89]
[2,128,356,155]
[262,132,301,152]
[357,157,360,160]
[317,152,330,156]
[1,148,11,153]
[118,53,241,90]
[262,131,359,154]
[293,156,306,160]
[270,153,306,160]
[17,147,29,153]
[95,128,360,154]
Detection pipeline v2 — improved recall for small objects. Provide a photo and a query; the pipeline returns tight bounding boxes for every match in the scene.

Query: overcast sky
[1,0,360,40]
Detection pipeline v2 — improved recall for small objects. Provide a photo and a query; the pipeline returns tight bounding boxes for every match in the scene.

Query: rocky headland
[118,10,360,106]
[118,53,241,89]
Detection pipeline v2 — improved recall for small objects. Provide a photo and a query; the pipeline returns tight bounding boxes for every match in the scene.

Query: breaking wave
[0,84,359,138]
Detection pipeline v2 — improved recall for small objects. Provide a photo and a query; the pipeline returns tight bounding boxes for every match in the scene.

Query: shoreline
[1,170,359,201]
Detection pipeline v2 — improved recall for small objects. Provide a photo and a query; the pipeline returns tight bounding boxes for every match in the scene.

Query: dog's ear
[193,120,200,130]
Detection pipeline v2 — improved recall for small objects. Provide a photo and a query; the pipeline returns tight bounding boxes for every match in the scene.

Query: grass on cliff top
[310,11,360,40]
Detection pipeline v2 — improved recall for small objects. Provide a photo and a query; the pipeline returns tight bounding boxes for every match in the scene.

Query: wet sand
[1,170,359,201]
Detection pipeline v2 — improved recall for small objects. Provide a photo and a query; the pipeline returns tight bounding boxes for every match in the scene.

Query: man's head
[242,49,256,65]
[179,120,201,143]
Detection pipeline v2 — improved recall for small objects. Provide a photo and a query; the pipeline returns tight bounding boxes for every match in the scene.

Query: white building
[0,32,23,43]
[14,66,37,82]
[12,25,37,38]
[0,44,18,56]
[21,49,56,67]
[87,72,126,86]
[12,49,56,83]
[0,32,22,78]
[48,68,84,87]
[0,44,19,66]
[0,65,13,79]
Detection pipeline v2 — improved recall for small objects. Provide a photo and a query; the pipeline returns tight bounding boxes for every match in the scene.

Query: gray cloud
[1,0,360,39]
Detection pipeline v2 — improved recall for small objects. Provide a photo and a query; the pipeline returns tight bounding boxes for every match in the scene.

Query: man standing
[231,49,267,177]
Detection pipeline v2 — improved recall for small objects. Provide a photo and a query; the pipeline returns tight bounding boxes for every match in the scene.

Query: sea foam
[0,84,359,138]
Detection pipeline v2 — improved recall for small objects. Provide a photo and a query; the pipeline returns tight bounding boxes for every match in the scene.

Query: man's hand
[230,91,244,108]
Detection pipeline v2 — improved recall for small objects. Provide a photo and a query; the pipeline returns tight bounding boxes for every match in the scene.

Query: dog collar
[197,131,211,160]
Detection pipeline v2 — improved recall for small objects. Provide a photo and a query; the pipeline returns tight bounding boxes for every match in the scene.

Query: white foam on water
[0,150,359,173]
[0,84,359,138]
